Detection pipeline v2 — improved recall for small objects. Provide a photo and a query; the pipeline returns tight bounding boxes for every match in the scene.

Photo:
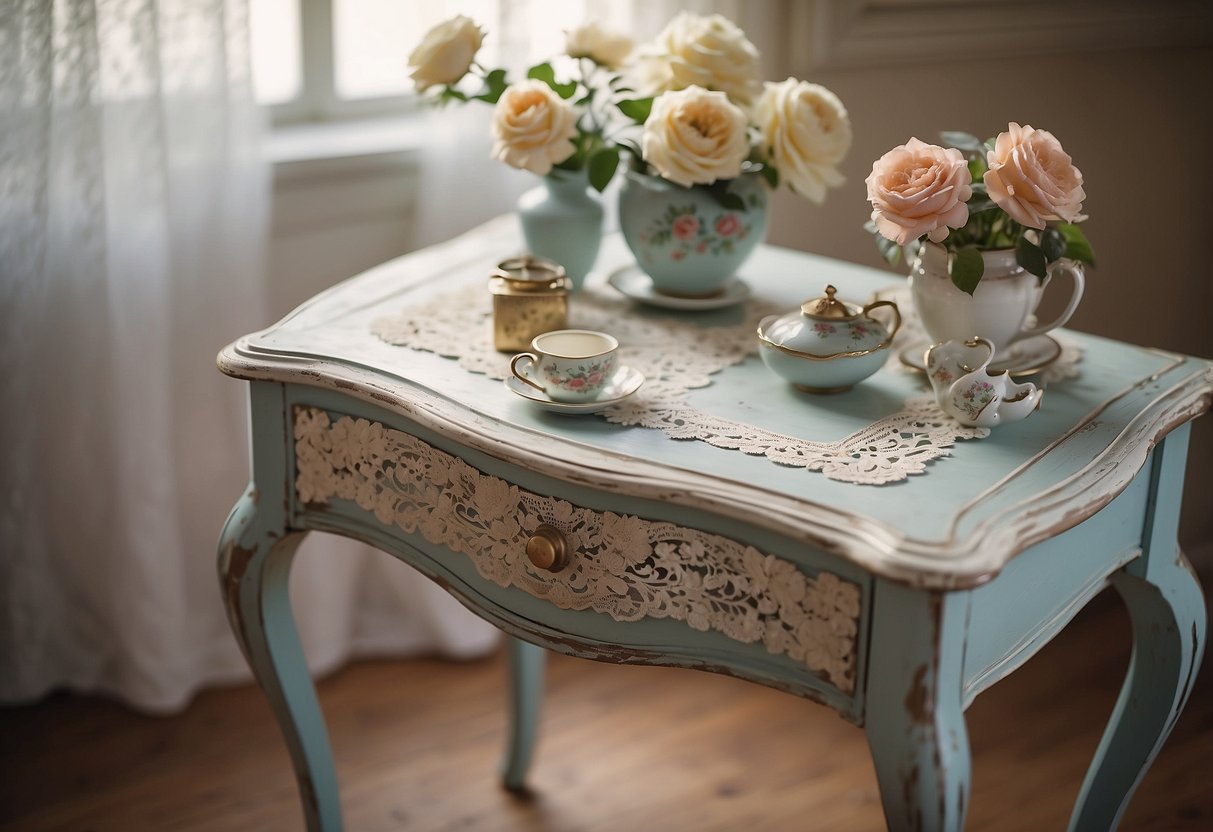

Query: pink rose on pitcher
[672,214,699,240]
[715,213,742,237]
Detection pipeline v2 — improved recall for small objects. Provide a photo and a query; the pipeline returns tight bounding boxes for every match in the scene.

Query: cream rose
[490,80,578,176]
[755,78,851,204]
[866,138,972,246]
[984,122,1086,229]
[565,22,633,69]
[407,16,484,92]
[641,86,750,187]
[632,13,762,107]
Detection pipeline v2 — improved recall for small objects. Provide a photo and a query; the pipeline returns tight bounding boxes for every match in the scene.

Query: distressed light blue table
[217,219,1211,831]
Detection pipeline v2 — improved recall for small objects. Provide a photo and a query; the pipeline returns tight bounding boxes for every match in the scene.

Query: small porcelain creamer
[925,337,1044,427]
[757,285,901,393]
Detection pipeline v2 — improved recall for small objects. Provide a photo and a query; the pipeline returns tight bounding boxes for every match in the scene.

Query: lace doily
[295,407,862,691]
[371,282,1081,485]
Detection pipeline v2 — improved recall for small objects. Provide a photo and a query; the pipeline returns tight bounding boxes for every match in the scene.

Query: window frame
[266,0,422,125]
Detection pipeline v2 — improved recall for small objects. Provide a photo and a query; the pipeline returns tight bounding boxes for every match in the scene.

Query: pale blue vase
[619,170,768,297]
[516,168,604,292]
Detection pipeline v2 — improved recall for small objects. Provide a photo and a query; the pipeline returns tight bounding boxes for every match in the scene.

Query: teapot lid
[800,285,857,320]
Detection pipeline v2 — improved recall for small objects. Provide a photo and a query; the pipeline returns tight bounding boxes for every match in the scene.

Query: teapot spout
[993,379,1044,425]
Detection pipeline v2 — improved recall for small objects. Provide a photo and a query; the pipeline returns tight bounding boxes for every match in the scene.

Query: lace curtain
[0,0,495,714]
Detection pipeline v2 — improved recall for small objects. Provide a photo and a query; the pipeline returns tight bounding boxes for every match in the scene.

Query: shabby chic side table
[217,218,1210,831]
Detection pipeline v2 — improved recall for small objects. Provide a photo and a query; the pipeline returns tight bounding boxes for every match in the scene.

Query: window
[250,0,641,123]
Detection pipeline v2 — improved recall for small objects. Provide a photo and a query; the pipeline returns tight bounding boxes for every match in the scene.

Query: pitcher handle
[1012,258,1085,344]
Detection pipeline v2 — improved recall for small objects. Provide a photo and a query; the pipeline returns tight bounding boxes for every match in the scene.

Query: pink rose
[715,213,741,237]
[984,122,1086,229]
[672,214,700,240]
[865,138,972,246]
[587,372,603,386]
[670,249,686,261]
[566,377,586,389]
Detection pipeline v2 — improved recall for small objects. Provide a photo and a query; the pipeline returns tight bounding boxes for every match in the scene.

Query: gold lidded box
[490,255,570,352]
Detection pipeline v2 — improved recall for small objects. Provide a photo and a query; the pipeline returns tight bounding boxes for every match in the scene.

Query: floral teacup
[510,330,619,402]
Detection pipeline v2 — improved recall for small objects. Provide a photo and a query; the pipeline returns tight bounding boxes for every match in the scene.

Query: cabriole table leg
[500,637,546,791]
[218,488,338,831]
[864,580,972,832]
[218,381,341,832]
[1069,427,1208,831]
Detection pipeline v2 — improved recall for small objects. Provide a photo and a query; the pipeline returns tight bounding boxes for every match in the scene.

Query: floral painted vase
[619,170,767,297]
[517,168,604,292]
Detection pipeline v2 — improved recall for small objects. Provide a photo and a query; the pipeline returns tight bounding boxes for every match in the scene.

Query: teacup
[510,330,619,402]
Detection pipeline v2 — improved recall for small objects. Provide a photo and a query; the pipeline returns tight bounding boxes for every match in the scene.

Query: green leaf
[472,68,508,103]
[526,62,576,98]
[984,137,997,152]
[941,131,985,154]
[864,220,902,266]
[1056,222,1095,266]
[759,164,779,189]
[965,196,996,215]
[1016,236,1049,280]
[876,236,902,266]
[967,155,987,182]
[1040,226,1067,262]
[713,189,747,212]
[950,247,985,295]
[617,97,654,123]
[587,147,620,192]
[439,87,468,103]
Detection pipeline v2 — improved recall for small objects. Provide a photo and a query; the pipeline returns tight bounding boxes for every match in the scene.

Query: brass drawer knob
[526,524,570,572]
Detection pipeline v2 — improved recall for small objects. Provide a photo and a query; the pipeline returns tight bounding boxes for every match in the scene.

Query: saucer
[607,264,749,310]
[505,365,645,414]
[900,334,1063,377]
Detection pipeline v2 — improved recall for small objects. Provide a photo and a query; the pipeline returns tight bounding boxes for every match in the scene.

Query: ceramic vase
[619,170,767,298]
[516,168,604,292]
[908,241,1085,354]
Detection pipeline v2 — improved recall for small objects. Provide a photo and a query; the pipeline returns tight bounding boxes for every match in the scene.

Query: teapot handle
[1012,258,1085,344]
[861,299,902,351]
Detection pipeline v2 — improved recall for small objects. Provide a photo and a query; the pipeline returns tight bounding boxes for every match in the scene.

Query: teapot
[757,285,901,393]
[925,337,1043,427]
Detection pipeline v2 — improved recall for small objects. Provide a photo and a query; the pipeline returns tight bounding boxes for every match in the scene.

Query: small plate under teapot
[757,285,901,393]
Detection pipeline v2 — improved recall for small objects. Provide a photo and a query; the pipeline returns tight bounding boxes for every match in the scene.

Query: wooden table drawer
[289,405,866,701]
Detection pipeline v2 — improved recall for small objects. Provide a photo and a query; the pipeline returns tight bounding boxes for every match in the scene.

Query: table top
[219,216,1212,588]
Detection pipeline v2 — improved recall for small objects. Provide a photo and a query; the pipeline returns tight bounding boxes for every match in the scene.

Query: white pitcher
[909,242,1084,353]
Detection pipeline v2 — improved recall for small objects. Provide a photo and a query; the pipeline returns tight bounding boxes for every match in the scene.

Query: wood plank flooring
[2,588,1210,831]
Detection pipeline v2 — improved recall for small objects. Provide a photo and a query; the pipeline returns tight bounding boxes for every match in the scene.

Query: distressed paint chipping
[904,665,932,726]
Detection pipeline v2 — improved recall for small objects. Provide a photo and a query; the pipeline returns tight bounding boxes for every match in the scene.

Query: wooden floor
[2,589,1210,832]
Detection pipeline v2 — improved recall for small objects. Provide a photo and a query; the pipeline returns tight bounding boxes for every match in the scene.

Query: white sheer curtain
[0,0,494,714]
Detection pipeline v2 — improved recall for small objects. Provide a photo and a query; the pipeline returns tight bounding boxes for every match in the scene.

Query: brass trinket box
[490,255,570,352]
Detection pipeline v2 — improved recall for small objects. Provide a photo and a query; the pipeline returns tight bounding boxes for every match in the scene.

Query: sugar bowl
[757,285,901,393]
